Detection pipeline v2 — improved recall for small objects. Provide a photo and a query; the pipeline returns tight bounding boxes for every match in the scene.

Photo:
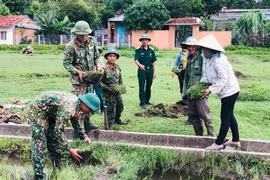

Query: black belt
[145,66,152,69]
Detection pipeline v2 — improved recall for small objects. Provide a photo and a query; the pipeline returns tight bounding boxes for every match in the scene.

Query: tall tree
[0,4,11,16]
[124,0,170,31]
[99,0,133,28]
[162,0,204,18]
[2,0,32,15]
[56,0,98,29]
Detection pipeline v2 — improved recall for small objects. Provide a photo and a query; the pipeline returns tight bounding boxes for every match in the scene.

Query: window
[1,31,7,40]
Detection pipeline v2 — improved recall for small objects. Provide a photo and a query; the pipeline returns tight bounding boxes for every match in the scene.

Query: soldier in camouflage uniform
[27,91,100,180]
[63,20,100,135]
[100,49,128,130]
[182,37,214,137]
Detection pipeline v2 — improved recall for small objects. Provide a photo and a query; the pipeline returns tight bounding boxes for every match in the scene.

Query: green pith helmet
[79,93,100,112]
[71,20,92,35]
[181,36,198,46]
[104,48,120,60]
[139,33,151,42]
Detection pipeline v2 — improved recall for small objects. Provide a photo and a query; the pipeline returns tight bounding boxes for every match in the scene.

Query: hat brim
[78,95,99,112]
[139,38,151,42]
[197,34,225,52]
[73,31,92,35]
[104,53,119,60]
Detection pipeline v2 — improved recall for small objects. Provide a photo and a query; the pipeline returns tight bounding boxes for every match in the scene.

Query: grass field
[0,50,270,141]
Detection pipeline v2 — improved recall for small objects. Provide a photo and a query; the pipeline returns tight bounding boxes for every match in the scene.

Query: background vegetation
[1,0,270,47]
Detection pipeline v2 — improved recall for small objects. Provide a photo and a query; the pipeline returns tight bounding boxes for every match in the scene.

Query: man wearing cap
[182,36,214,137]
[134,33,157,109]
[63,20,100,134]
[27,91,100,179]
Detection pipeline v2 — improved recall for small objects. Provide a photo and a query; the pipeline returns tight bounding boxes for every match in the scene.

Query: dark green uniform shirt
[134,45,157,66]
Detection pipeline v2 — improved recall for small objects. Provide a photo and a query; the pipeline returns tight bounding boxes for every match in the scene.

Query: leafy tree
[227,0,256,9]
[260,0,270,8]
[162,0,204,18]
[202,0,226,15]
[2,0,32,15]
[56,0,98,29]
[0,4,11,16]
[124,0,170,31]
[99,0,133,28]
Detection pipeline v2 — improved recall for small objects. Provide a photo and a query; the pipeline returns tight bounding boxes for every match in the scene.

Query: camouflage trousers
[103,93,123,128]
[72,83,93,130]
[31,121,64,180]
[188,97,214,136]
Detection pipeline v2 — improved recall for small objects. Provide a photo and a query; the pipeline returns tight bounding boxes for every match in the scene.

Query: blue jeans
[93,85,104,113]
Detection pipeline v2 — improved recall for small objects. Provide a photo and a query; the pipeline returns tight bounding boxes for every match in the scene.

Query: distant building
[210,7,270,30]
[0,15,41,45]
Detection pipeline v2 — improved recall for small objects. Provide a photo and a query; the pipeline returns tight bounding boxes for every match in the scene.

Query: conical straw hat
[197,34,225,52]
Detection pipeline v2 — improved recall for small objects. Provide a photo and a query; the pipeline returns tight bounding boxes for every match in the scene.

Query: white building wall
[0,27,13,45]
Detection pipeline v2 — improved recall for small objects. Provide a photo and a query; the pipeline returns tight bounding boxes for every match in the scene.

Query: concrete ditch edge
[0,124,270,158]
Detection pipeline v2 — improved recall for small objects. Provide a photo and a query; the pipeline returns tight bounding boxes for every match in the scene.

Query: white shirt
[200,53,240,99]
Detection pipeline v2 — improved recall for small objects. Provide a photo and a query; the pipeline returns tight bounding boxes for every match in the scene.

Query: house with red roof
[0,15,41,45]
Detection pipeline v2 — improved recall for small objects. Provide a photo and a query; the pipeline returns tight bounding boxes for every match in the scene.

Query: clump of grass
[186,82,210,100]
[172,68,181,74]
[112,84,127,94]
[82,71,103,85]
[238,84,270,101]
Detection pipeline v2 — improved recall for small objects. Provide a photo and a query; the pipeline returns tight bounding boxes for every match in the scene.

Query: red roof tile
[0,15,25,28]
[165,18,204,25]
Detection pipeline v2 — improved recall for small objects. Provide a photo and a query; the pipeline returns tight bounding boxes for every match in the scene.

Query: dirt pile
[135,102,188,118]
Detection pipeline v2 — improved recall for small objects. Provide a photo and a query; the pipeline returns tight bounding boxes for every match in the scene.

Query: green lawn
[0,50,270,141]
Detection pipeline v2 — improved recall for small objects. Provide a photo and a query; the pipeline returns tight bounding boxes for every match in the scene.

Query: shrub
[238,84,270,101]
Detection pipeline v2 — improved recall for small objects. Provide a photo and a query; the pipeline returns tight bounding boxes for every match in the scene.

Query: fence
[36,34,108,46]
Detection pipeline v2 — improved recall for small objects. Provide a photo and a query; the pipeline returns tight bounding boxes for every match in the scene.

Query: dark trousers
[137,68,153,105]
[93,84,104,113]
[215,92,240,145]
[177,75,184,94]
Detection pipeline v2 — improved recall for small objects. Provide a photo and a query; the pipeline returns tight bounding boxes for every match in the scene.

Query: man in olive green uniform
[27,91,100,180]
[134,34,157,109]
[100,49,127,130]
[63,20,100,134]
[182,37,214,137]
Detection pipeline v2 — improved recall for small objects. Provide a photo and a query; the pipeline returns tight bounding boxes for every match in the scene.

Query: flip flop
[205,144,226,151]
[224,141,241,150]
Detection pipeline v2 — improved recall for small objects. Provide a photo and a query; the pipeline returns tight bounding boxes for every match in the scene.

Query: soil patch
[135,103,188,118]
[234,70,248,79]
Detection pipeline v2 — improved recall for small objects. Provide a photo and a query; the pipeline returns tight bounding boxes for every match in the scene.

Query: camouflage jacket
[28,91,87,151]
[63,36,100,85]
[100,62,123,93]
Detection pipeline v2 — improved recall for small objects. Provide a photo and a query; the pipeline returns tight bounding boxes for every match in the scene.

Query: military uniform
[27,91,87,179]
[100,61,124,129]
[182,51,214,136]
[63,20,100,133]
[134,45,157,106]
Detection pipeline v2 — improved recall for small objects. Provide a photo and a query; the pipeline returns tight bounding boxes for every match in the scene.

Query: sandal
[224,140,241,150]
[205,144,226,151]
